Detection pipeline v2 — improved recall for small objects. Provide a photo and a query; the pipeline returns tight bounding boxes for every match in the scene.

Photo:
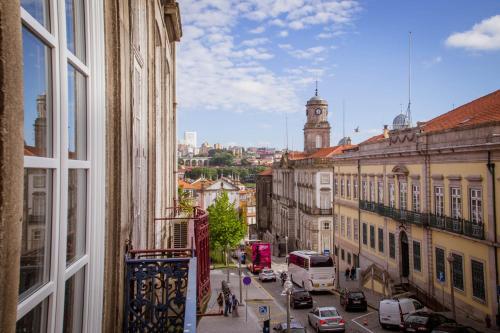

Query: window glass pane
[65,0,86,62]
[63,268,86,333]
[16,298,49,333]
[22,27,52,157]
[471,260,485,300]
[19,169,52,300]
[67,64,87,160]
[21,0,50,30]
[452,253,463,290]
[67,169,87,266]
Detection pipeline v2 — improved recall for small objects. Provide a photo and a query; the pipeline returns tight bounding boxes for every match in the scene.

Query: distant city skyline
[177,1,500,149]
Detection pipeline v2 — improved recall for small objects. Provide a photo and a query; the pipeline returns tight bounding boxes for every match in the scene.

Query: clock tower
[304,87,331,154]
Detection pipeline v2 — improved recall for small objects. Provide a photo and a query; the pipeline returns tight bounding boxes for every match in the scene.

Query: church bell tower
[303,85,331,154]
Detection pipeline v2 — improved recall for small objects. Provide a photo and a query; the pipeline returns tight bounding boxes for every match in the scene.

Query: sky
[177,0,500,150]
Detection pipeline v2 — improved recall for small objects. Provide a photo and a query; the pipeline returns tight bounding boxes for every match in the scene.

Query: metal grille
[389,233,395,259]
[378,228,384,253]
[435,247,445,281]
[452,253,464,290]
[471,260,485,300]
[413,241,421,271]
[369,225,375,249]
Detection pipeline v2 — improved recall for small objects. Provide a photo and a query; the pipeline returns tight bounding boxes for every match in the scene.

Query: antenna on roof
[285,112,289,151]
[315,80,318,96]
[405,31,413,127]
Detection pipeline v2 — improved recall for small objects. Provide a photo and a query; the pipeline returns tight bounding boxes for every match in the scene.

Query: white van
[378,298,426,329]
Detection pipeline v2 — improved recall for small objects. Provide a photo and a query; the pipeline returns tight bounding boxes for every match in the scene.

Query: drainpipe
[487,151,499,326]
[357,159,362,271]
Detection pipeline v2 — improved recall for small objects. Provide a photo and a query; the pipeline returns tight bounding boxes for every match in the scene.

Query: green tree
[210,152,234,166]
[208,192,246,257]
[177,187,194,214]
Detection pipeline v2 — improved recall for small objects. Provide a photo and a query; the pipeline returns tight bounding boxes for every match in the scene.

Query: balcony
[124,207,210,333]
[359,200,484,240]
[429,214,484,240]
[301,205,332,215]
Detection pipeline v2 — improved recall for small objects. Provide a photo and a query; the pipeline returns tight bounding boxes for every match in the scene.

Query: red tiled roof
[421,89,500,133]
[361,133,385,144]
[289,152,309,160]
[259,168,272,176]
[308,145,356,158]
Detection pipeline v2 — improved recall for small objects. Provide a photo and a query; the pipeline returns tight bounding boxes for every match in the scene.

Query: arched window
[315,135,322,148]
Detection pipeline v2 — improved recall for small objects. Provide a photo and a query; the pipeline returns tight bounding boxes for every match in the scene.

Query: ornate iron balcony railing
[124,249,198,333]
[359,200,484,240]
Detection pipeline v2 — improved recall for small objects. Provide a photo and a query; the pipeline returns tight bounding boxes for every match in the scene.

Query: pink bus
[245,242,271,274]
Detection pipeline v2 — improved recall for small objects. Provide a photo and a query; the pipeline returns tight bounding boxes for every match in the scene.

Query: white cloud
[446,15,500,51]
[241,37,269,47]
[278,30,289,37]
[177,0,361,116]
[289,46,326,59]
[249,26,265,34]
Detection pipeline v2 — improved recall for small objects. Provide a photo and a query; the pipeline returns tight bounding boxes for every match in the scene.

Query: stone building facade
[331,90,500,326]
[0,1,182,332]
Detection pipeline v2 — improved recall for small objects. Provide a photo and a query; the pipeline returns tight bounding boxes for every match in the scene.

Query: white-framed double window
[435,186,444,216]
[389,183,395,208]
[399,182,407,210]
[450,187,462,219]
[412,184,420,212]
[18,0,105,332]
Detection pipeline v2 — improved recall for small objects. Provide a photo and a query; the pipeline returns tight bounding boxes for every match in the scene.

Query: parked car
[379,298,426,329]
[273,319,306,333]
[431,323,480,333]
[402,311,455,332]
[339,289,367,311]
[290,289,313,309]
[307,306,345,332]
[259,269,276,282]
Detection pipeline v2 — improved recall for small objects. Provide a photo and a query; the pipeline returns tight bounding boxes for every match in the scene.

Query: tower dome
[338,137,351,146]
[393,113,409,130]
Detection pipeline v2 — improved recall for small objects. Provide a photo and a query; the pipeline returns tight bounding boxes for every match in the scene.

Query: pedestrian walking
[231,294,239,317]
[350,266,356,280]
[216,292,224,314]
[222,281,232,316]
[345,267,350,281]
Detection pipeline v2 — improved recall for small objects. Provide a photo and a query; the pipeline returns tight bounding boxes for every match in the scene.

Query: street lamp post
[282,279,293,333]
[447,254,456,321]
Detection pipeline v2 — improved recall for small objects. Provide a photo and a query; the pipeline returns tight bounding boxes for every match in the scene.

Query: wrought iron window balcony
[429,214,484,240]
[124,249,198,333]
[359,200,484,240]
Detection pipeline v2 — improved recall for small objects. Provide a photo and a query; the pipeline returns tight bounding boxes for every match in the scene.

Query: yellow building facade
[331,90,500,325]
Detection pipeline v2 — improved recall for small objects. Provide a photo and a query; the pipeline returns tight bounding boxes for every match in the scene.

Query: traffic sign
[243,276,252,285]
[258,305,269,316]
[323,249,330,256]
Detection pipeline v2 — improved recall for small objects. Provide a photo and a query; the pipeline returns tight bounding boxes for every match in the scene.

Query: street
[233,256,389,333]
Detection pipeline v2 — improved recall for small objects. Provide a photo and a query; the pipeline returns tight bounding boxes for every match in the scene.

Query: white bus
[288,251,335,292]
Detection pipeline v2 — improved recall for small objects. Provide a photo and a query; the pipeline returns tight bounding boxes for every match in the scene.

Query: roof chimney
[383,125,390,139]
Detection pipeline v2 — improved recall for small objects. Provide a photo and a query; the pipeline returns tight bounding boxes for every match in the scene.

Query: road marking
[351,312,376,333]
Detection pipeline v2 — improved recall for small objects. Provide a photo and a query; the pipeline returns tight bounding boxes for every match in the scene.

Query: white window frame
[389,183,395,208]
[470,188,482,224]
[451,187,462,219]
[435,186,444,216]
[18,2,105,332]
[412,184,420,212]
[399,181,407,210]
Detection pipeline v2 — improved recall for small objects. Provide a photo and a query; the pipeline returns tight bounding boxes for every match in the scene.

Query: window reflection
[67,169,87,266]
[65,0,86,62]
[63,268,85,333]
[21,0,50,31]
[19,169,52,300]
[67,64,87,160]
[16,298,48,333]
[22,27,52,157]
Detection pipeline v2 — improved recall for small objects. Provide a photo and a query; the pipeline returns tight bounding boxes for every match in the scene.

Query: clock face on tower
[315,108,322,115]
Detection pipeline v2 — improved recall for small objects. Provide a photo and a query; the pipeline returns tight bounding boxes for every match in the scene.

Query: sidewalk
[198,268,288,333]
[338,275,497,333]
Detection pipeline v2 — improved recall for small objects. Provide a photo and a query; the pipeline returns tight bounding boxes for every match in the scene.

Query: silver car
[258,269,276,282]
[307,307,345,332]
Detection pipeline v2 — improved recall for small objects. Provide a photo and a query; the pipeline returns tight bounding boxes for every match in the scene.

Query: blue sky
[177,0,500,149]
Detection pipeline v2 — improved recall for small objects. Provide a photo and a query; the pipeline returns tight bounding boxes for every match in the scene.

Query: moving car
[339,289,367,311]
[402,311,454,333]
[290,289,313,309]
[378,297,425,329]
[431,323,480,333]
[259,269,276,282]
[273,320,306,333]
[307,306,345,332]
